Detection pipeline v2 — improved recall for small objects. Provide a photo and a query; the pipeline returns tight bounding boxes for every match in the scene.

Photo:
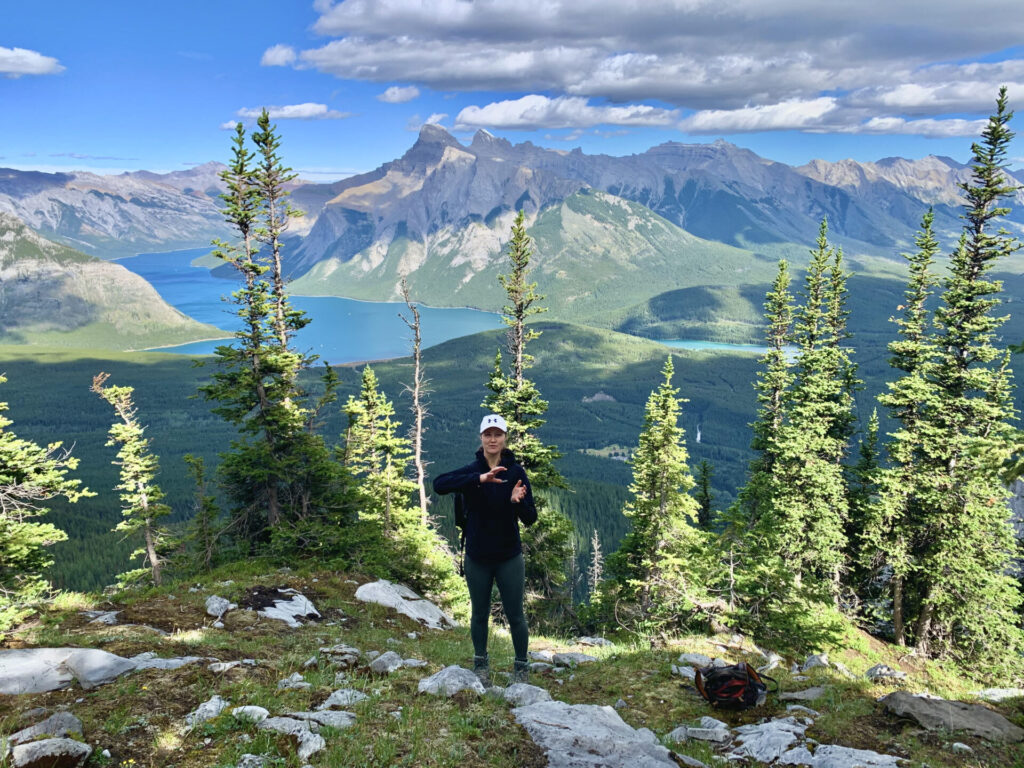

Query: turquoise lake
[118,248,772,363]
[117,248,504,364]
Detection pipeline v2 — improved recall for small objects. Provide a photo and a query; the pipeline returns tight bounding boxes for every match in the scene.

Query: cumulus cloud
[378,85,420,103]
[236,103,351,120]
[851,116,988,138]
[266,0,1024,137]
[455,94,678,131]
[261,44,297,67]
[0,46,64,77]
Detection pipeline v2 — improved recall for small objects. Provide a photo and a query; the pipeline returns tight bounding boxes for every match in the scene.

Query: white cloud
[378,85,421,103]
[220,120,240,130]
[236,103,351,120]
[679,98,838,133]
[425,112,448,125]
[0,46,64,77]
[851,116,988,138]
[264,1,1024,137]
[261,44,297,67]
[455,94,678,131]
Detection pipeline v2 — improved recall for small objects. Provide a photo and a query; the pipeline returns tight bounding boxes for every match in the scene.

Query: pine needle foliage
[603,357,713,634]
[0,375,89,633]
[91,372,170,587]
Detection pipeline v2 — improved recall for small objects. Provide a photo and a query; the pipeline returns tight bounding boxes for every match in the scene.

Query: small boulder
[730,717,807,763]
[257,717,325,761]
[802,653,829,672]
[10,712,83,746]
[503,683,552,706]
[552,652,597,667]
[678,652,713,667]
[320,644,361,669]
[866,664,907,682]
[369,651,404,675]
[230,706,269,724]
[11,738,91,768]
[277,672,312,690]
[671,664,697,680]
[286,710,357,729]
[972,687,1024,702]
[951,742,973,754]
[881,690,1024,742]
[779,686,827,701]
[206,595,236,619]
[354,579,456,630]
[529,650,555,663]
[575,636,612,647]
[402,658,428,668]
[418,665,486,696]
[317,689,369,709]
[185,695,229,729]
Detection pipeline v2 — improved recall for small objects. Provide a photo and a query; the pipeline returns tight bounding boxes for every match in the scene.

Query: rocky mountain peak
[469,129,513,156]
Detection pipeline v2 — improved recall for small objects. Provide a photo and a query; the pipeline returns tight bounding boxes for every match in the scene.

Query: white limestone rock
[185,695,229,728]
[552,652,597,667]
[230,706,269,723]
[529,650,555,663]
[320,644,361,669]
[317,688,369,709]
[865,664,907,682]
[780,686,827,701]
[418,665,486,696]
[286,710,357,729]
[277,672,312,690]
[503,683,552,706]
[402,658,428,668]
[0,648,139,694]
[700,716,728,729]
[205,595,236,619]
[678,653,713,667]
[82,610,119,625]
[783,744,905,767]
[354,579,457,630]
[130,652,206,671]
[671,664,697,680]
[951,742,973,754]
[10,738,91,768]
[257,717,325,761]
[802,653,829,672]
[257,589,320,628]
[576,636,612,647]
[369,651,404,675]
[9,712,83,745]
[730,717,808,763]
[512,700,678,767]
[786,704,821,717]
[972,687,1024,702]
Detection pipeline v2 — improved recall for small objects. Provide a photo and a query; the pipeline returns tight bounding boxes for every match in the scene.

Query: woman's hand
[510,479,526,503]
[480,466,507,484]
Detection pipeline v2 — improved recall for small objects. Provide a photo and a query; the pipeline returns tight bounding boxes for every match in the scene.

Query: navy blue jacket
[432,448,537,563]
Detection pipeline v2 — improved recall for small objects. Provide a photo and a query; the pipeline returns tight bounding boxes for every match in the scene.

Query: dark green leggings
[464,552,528,661]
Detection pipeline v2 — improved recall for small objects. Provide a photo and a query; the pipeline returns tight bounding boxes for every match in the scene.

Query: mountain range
[2,127,1023,346]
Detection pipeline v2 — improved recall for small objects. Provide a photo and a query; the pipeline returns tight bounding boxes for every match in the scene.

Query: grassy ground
[3,560,1024,768]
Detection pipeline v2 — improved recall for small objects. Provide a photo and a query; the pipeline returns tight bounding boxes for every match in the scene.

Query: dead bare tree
[399,278,430,524]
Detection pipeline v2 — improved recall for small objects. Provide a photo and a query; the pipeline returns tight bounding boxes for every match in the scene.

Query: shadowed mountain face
[0,212,223,349]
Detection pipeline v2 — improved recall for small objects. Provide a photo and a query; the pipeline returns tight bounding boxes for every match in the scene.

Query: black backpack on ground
[694,662,776,710]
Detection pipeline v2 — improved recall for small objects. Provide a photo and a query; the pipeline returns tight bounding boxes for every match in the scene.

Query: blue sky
[3,1,1023,181]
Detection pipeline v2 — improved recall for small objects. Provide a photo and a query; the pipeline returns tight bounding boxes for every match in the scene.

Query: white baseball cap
[479,414,508,433]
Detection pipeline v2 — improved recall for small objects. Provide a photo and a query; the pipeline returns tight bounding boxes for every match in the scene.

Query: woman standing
[432,414,536,685]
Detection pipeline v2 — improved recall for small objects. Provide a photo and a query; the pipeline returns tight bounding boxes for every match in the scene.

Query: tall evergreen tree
[603,357,711,633]
[91,373,170,587]
[902,89,1022,662]
[344,367,461,601]
[771,220,852,594]
[484,211,574,627]
[199,113,347,547]
[844,408,881,615]
[0,375,89,633]
[865,210,940,645]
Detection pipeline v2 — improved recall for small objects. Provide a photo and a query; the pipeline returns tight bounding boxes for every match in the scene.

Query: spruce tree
[91,373,170,587]
[0,375,89,633]
[844,408,881,616]
[905,89,1022,662]
[603,357,711,633]
[199,113,345,547]
[865,210,940,645]
[484,211,574,627]
[344,367,461,601]
[770,220,851,594]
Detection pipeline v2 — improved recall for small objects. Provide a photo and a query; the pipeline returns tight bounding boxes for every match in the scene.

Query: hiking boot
[512,659,529,685]
[473,655,491,687]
